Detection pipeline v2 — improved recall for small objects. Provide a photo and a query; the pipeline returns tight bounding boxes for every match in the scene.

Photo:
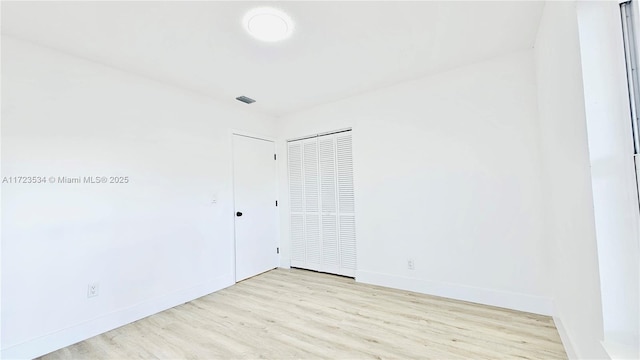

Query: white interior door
[233,134,278,282]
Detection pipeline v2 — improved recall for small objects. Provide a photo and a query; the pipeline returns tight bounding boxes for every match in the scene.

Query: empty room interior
[2,0,640,359]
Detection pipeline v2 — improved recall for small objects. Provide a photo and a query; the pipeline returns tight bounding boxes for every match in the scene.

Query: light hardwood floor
[40,268,567,359]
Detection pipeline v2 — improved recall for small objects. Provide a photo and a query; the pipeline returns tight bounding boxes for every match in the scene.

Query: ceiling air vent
[236,96,256,104]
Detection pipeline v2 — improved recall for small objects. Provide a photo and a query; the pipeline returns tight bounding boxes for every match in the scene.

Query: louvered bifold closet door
[318,135,339,274]
[336,133,356,276]
[288,130,356,277]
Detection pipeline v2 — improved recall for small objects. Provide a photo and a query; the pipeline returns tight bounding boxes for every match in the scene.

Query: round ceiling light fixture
[243,7,294,42]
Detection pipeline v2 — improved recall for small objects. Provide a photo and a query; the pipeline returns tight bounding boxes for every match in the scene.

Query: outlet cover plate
[87,283,99,298]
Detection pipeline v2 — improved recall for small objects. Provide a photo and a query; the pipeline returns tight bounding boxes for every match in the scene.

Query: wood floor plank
[39,268,567,359]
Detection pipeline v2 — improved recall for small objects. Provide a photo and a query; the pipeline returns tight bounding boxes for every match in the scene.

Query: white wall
[5,3,636,359]
[576,1,640,357]
[1,36,276,359]
[277,50,553,315]
[534,2,607,359]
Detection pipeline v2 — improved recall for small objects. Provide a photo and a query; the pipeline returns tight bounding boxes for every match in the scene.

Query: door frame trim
[230,129,276,142]
[229,129,279,282]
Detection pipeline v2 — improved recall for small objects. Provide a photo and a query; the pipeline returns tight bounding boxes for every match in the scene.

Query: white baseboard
[602,339,640,360]
[279,257,291,269]
[553,315,578,359]
[355,270,554,316]
[1,274,234,360]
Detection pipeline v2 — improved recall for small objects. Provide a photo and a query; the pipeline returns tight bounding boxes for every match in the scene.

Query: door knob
[236,211,243,217]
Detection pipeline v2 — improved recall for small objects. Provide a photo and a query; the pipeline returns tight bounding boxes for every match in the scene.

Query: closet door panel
[318,135,339,272]
[302,138,321,268]
[336,133,356,275]
[288,141,306,267]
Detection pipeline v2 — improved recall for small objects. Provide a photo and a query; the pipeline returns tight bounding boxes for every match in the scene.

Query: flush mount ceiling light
[243,7,294,42]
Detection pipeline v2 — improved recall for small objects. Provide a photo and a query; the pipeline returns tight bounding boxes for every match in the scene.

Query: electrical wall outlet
[407,259,415,270]
[87,282,99,298]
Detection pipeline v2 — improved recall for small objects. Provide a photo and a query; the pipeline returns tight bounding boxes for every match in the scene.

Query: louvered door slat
[288,142,306,266]
[336,134,355,213]
[305,214,321,269]
[290,214,305,262]
[319,136,337,213]
[336,133,356,275]
[288,142,304,213]
[318,136,339,271]
[339,215,356,271]
[303,140,319,213]
[302,138,321,268]
[322,214,339,270]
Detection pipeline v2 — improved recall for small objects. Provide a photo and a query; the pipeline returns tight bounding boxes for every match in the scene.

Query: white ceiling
[1,1,545,116]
